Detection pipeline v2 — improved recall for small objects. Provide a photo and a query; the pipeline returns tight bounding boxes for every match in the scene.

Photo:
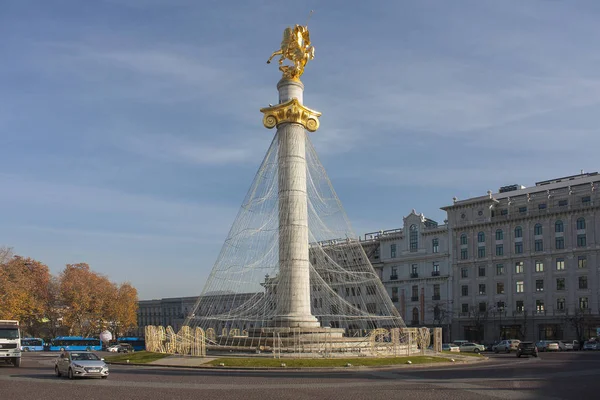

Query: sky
[2,0,600,299]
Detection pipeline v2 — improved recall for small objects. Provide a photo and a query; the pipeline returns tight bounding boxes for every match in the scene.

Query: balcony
[432,295,440,301]
[410,273,419,278]
[411,296,419,302]
[431,271,440,277]
[390,275,398,280]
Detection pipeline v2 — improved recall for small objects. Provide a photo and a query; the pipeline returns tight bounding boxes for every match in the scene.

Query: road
[1,351,599,399]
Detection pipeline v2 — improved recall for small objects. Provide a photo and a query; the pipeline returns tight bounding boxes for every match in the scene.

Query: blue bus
[21,338,44,352]
[117,337,145,351]
[49,336,102,351]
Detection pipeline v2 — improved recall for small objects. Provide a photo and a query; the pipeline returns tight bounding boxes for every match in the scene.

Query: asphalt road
[1,351,599,400]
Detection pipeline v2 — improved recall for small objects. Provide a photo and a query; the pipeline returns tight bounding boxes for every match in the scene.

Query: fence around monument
[144,325,442,358]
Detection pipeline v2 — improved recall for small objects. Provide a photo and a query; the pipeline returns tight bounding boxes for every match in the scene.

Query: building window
[582,196,591,205]
[499,209,507,215]
[556,278,565,291]
[515,261,524,274]
[496,264,504,275]
[497,301,505,310]
[411,285,418,299]
[534,240,543,252]
[461,285,469,296]
[478,246,486,258]
[433,284,440,299]
[477,232,485,243]
[578,256,587,268]
[411,264,418,276]
[518,207,527,214]
[460,234,468,245]
[556,258,565,270]
[479,284,486,295]
[556,298,565,310]
[461,304,469,313]
[576,217,586,230]
[478,266,486,277]
[432,263,440,274]
[579,276,588,289]
[515,242,523,254]
[496,282,504,294]
[461,249,468,260]
[495,229,503,240]
[412,307,419,324]
[390,267,398,279]
[461,267,469,278]
[516,300,524,312]
[558,199,568,207]
[515,226,523,238]
[536,279,544,292]
[555,237,564,249]
[536,300,545,312]
[577,234,586,247]
[534,223,543,235]
[516,281,524,293]
[555,220,564,233]
[496,244,504,256]
[479,302,487,313]
[432,238,439,253]
[390,244,397,258]
[409,224,418,252]
[539,203,547,210]
[391,287,398,302]
[535,260,544,272]
[579,297,589,310]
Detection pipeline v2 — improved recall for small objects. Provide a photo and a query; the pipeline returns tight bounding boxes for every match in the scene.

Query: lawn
[104,351,170,364]
[206,356,450,368]
[442,351,483,358]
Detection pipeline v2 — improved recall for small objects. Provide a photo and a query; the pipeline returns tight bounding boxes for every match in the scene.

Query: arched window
[412,307,419,324]
[495,229,503,240]
[555,220,564,233]
[515,226,523,238]
[409,224,418,251]
[577,218,586,230]
[477,232,485,243]
[460,234,468,245]
[534,223,543,235]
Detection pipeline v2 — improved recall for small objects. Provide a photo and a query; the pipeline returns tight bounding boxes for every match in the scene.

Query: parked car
[117,344,133,353]
[558,340,580,351]
[535,340,548,352]
[545,341,560,351]
[442,343,460,352]
[459,342,486,353]
[55,351,109,379]
[493,339,520,353]
[516,341,538,358]
[583,341,599,351]
[452,340,469,347]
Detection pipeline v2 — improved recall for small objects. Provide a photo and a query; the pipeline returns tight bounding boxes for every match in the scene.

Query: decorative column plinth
[260,78,321,328]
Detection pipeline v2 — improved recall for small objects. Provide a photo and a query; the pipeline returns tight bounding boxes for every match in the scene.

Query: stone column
[261,79,321,328]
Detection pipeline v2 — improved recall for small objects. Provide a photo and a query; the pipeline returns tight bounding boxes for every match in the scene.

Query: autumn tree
[59,263,114,336]
[105,282,139,338]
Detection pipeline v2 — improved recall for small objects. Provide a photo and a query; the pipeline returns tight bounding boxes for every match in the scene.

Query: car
[459,342,485,353]
[452,340,469,347]
[106,345,121,353]
[558,340,579,351]
[516,341,538,358]
[545,341,560,351]
[493,339,520,353]
[55,351,109,379]
[117,343,134,353]
[583,341,599,351]
[535,340,548,352]
[442,343,460,352]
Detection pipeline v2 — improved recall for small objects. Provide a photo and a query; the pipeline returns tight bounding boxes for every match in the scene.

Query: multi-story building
[443,172,600,343]
[362,210,452,338]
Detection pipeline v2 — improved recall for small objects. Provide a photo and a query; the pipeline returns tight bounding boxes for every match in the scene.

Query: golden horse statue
[267,24,315,80]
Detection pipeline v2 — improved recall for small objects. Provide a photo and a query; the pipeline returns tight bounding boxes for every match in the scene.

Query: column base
[268,315,321,328]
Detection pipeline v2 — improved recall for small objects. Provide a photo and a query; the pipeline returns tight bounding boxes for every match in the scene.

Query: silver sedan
[54,351,109,379]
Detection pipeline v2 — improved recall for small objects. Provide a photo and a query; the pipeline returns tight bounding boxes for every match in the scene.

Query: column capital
[260,98,321,132]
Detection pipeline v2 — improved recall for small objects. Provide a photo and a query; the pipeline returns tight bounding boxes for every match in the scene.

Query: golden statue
[267,23,315,80]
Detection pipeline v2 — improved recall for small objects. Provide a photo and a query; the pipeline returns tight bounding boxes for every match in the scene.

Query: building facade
[443,173,600,343]
[362,210,452,338]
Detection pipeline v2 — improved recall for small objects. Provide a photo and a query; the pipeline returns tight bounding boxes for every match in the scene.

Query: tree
[565,309,595,344]
[106,282,139,338]
[465,303,489,342]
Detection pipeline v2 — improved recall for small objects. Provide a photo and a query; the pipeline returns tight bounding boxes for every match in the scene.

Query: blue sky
[2,0,600,299]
